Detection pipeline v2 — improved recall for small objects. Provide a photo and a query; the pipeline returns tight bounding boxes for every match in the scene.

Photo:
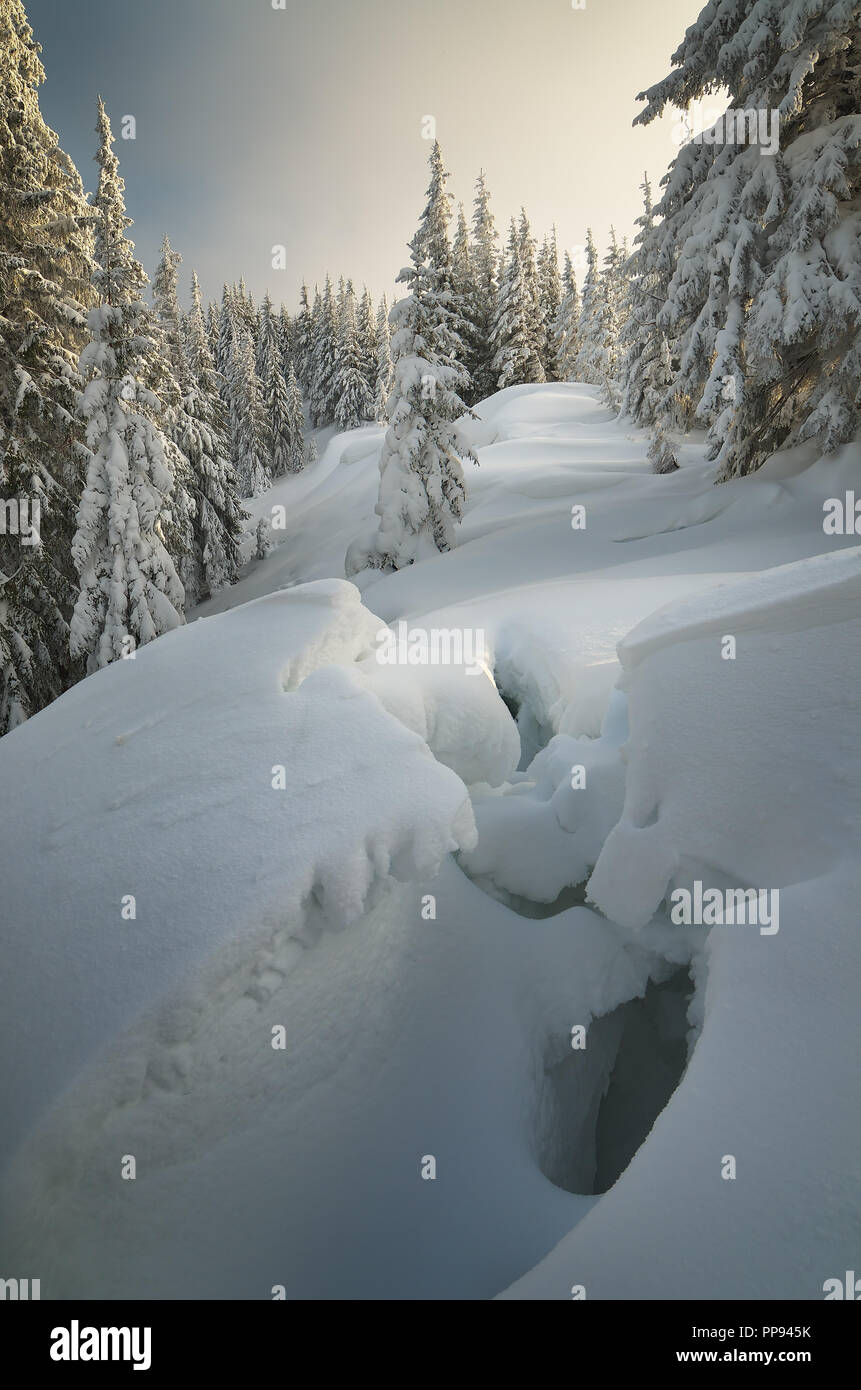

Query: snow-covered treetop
[636,0,861,125]
[419,139,454,276]
[91,98,147,310]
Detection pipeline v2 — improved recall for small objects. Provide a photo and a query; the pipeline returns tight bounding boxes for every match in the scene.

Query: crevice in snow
[535,964,694,1197]
[495,681,554,772]
[456,866,590,919]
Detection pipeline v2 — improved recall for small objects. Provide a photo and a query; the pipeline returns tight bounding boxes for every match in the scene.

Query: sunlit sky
[26,0,703,309]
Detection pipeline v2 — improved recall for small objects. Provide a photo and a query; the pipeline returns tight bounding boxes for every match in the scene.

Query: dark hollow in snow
[496,684,555,773]
[536,966,693,1197]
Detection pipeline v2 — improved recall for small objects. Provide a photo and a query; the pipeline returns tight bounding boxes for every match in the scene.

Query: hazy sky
[26,0,703,309]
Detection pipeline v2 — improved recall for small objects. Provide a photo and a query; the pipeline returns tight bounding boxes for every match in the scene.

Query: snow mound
[460,722,626,904]
[0,579,476,1162]
[589,548,861,930]
[354,656,521,788]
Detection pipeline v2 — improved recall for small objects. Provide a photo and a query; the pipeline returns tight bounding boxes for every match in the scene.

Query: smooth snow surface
[1,384,859,1299]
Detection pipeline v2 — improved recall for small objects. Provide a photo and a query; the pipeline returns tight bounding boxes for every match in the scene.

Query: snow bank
[504,548,861,1299]
[0,579,476,1162]
[589,548,861,929]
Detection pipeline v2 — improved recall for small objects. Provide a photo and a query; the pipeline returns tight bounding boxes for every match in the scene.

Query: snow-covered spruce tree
[538,228,562,380]
[259,299,294,474]
[357,286,377,392]
[255,292,276,382]
[319,278,341,422]
[617,175,681,480]
[206,300,219,363]
[70,99,184,671]
[619,174,678,473]
[255,293,280,461]
[408,140,471,397]
[152,235,185,387]
[374,294,394,424]
[496,246,507,304]
[310,277,339,427]
[179,298,193,368]
[491,219,545,388]
[151,234,199,602]
[452,202,479,402]
[284,361,305,472]
[469,169,500,404]
[518,209,546,384]
[229,329,271,497]
[307,287,322,418]
[217,284,237,398]
[635,0,861,479]
[554,251,581,380]
[593,227,628,409]
[357,142,476,571]
[573,228,610,386]
[235,276,258,351]
[181,270,244,594]
[335,281,374,430]
[452,203,472,289]
[294,282,313,393]
[0,0,95,733]
[278,305,293,372]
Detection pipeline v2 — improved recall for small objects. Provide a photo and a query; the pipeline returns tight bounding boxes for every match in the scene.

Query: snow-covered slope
[1,384,859,1298]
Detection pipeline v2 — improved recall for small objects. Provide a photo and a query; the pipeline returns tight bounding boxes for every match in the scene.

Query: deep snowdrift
[1,384,859,1298]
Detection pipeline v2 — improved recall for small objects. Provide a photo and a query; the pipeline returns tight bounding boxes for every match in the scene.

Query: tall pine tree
[452,202,479,400]
[216,284,237,400]
[554,251,582,381]
[573,229,609,386]
[359,142,475,570]
[278,304,293,374]
[260,294,295,473]
[469,170,500,404]
[357,286,377,392]
[518,209,546,384]
[538,229,562,380]
[594,227,628,408]
[374,294,394,424]
[491,219,544,388]
[284,360,305,473]
[151,233,198,602]
[229,328,271,497]
[310,278,339,427]
[294,282,313,393]
[182,270,245,593]
[335,280,374,430]
[70,99,184,670]
[619,175,677,470]
[0,0,95,732]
